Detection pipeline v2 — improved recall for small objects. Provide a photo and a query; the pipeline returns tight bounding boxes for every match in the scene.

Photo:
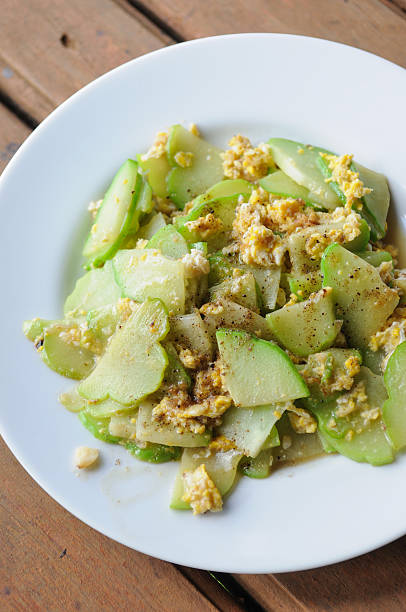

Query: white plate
[1,34,406,574]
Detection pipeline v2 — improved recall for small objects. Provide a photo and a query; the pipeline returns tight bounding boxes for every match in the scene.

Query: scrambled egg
[221,134,274,181]
[154,195,178,217]
[335,382,368,418]
[319,152,371,210]
[182,464,223,515]
[141,131,168,160]
[369,307,406,365]
[208,435,236,452]
[174,151,194,168]
[152,361,231,434]
[185,213,223,239]
[177,346,205,370]
[58,323,103,355]
[189,123,200,137]
[302,351,361,394]
[288,406,317,434]
[181,248,210,278]
[305,211,362,260]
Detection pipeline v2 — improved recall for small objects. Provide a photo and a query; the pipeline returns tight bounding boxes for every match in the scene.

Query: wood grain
[236,536,406,611]
[0,438,220,612]
[133,0,406,67]
[0,103,31,173]
[0,0,172,123]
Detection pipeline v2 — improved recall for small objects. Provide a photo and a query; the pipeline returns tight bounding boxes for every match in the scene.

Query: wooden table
[1,1,406,610]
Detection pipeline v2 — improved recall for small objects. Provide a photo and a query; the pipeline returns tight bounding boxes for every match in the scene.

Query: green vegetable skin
[383,342,406,451]
[83,159,143,267]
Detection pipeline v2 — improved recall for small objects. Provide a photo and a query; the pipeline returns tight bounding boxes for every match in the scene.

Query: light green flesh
[83,159,142,267]
[41,324,96,380]
[78,299,169,405]
[147,225,189,258]
[362,348,384,375]
[86,397,135,418]
[136,402,210,447]
[127,179,153,235]
[59,386,86,412]
[267,138,340,209]
[312,367,394,465]
[383,341,406,451]
[208,252,233,285]
[113,248,185,314]
[238,265,281,312]
[216,329,309,407]
[137,152,171,199]
[288,271,322,301]
[321,244,399,348]
[217,404,285,457]
[203,299,273,342]
[170,447,243,510]
[86,303,122,345]
[64,261,121,317]
[210,272,259,312]
[169,310,213,359]
[163,341,191,388]
[259,169,318,206]
[205,178,253,200]
[266,289,340,357]
[108,414,138,439]
[240,448,273,479]
[356,250,392,267]
[23,318,53,342]
[166,125,224,208]
[275,413,325,464]
[137,212,167,240]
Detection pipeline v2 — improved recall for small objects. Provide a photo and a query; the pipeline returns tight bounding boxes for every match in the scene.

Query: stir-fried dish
[23,125,406,515]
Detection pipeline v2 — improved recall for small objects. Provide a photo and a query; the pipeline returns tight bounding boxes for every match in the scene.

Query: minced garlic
[74,446,99,469]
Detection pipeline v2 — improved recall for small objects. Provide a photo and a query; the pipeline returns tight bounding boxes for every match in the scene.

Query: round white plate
[1,34,406,574]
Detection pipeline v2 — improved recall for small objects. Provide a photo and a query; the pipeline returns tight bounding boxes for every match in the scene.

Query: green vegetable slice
[382,341,406,451]
[166,124,224,208]
[321,244,399,348]
[216,329,309,407]
[78,299,169,405]
[83,159,143,267]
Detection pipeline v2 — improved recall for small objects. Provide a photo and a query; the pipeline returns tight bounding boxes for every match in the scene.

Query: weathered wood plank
[134,0,406,67]
[0,104,31,174]
[0,0,172,122]
[235,536,406,611]
[0,438,218,612]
